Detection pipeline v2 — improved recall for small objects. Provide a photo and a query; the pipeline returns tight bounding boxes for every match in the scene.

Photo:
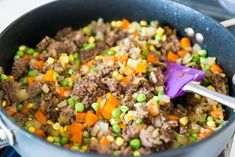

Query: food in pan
[0,18,228,156]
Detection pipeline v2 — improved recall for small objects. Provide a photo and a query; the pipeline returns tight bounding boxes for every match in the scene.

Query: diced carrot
[124,66,135,76]
[102,95,120,119]
[168,115,180,121]
[136,62,146,73]
[103,56,117,66]
[119,123,126,129]
[97,97,103,105]
[85,111,99,127]
[21,107,29,116]
[118,55,128,63]
[69,123,84,135]
[211,63,223,73]
[22,54,30,61]
[43,69,56,82]
[167,51,179,62]
[35,111,47,124]
[148,104,160,117]
[209,109,224,119]
[75,113,86,121]
[70,131,83,144]
[177,50,188,57]
[122,19,130,29]
[197,128,214,140]
[99,137,110,146]
[34,60,43,70]
[147,55,158,63]
[121,76,130,85]
[180,37,191,48]
[5,106,17,116]
[133,31,140,36]
[27,77,35,85]
[34,129,46,138]
[58,87,65,98]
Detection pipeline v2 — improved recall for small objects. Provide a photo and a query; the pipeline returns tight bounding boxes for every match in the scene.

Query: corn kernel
[156,27,165,36]
[207,85,215,91]
[115,137,124,146]
[8,76,14,80]
[47,57,55,64]
[71,145,79,150]
[179,117,189,126]
[55,107,59,111]
[64,126,68,132]
[161,34,167,41]
[59,55,69,67]
[112,71,119,78]
[19,45,26,51]
[207,120,216,128]
[116,20,123,27]
[141,45,148,52]
[53,122,61,130]
[221,73,226,78]
[111,21,117,27]
[133,151,141,156]
[117,74,123,80]
[194,94,201,99]
[140,20,147,26]
[33,52,39,57]
[47,120,54,125]
[2,100,6,107]
[88,36,95,44]
[28,126,35,133]
[47,136,54,143]
[149,45,156,51]
[69,54,74,62]
[120,94,124,99]
[95,55,103,60]
[107,135,114,142]
[80,145,88,151]
[124,114,134,122]
[28,117,32,121]
[110,47,116,52]
[27,103,34,108]
[61,53,67,56]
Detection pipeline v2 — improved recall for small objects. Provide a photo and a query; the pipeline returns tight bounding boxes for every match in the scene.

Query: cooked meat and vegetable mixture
[0,18,228,156]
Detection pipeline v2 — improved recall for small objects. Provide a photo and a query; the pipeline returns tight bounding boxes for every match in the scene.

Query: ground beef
[13,113,27,126]
[11,59,29,80]
[1,80,18,104]
[149,67,167,86]
[27,82,42,98]
[101,77,121,96]
[105,32,118,46]
[55,27,73,40]
[186,93,200,106]
[58,105,74,125]
[80,48,100,63]
[36,36,54,52]
[47,41,69,56]
[210,73,229,94]
[72,78,106,107]
[41,124,52,135]
[160,33,180,55]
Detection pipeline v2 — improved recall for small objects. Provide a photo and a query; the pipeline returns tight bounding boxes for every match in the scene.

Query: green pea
[120,105,129,113]
[158,90,164,96]
[67,97,75,106]
[55,73,59,80]
[153,96,160,103]
[191,133,198,139]
[68,69,75,76]
[141,51,148,59]
[74,59,80,66]
[112,124,121,134]
[20,77,28,85]
[42,50,48,54]
[200,57,207,64]
[136,93,146,103]
[130,139,141,150]
[145,71,151,79]
[207,116,214,121]
[83,43,96,50]
[60,137,69,145]
[53,136,61,143]
[16,50,24,57]
[27,48,35,55]
[0,74,8,80]
[135,118,143,125]
[83,138,89,144]
[17,104,24,111]
[202,78,210,86]
[74,53,80,60]
[83,131,89,138]
[89,68,96,74]
[219,119,225,124]
[91,103,99,111]
[112,108,121,118]
[202,65,210,71]
[61,80,69,87]
[107,50,114,56]
[109,118,118,125]
[75,102,85,112]
[134,103,142,108]
[155,34,162,41]
[198,50,207,57]
[28,70,37,77]
[192,55,199,62]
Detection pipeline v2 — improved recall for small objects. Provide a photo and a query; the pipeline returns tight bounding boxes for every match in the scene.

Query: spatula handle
[183,81,235,109]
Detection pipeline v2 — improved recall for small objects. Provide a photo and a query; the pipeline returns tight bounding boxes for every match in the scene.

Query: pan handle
[0,116,14,149]
[220,18,235,28]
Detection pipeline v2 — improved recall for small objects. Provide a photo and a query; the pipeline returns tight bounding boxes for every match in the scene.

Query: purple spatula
[164,62,235,109]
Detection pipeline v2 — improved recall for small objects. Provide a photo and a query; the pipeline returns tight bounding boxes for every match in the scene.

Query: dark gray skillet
[0,0,235,157]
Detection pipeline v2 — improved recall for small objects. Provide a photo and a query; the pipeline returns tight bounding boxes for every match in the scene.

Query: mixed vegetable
[0,18,228,156]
